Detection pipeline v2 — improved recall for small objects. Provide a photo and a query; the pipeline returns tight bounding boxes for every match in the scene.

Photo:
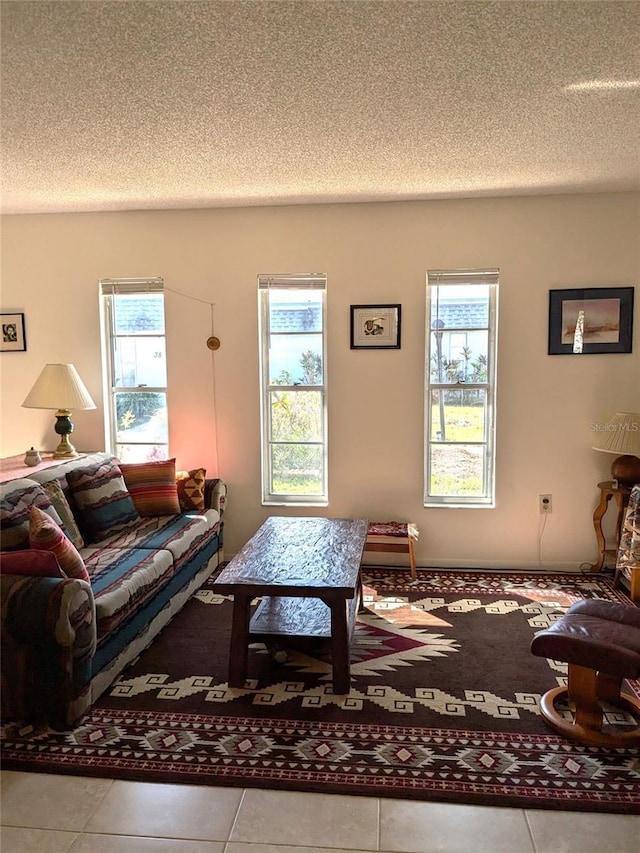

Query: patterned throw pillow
[176,468,206,512]
[67,458,139,542]
[28,507,90,582]
[42,479,85,549]
[0,548,64,578]
[120,459,181,517]
[0,480,64,551]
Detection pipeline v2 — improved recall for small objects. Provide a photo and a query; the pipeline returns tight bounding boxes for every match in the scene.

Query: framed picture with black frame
[350,304,401,349]
[548,287,634,355]
[0,313,26,352]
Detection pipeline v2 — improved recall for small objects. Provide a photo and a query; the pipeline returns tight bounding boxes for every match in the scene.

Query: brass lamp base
[52,409,79,458]
[53,435,79,458]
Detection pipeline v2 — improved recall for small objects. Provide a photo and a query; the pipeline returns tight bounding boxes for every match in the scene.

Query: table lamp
[22,363,96,458]
[592,411,640,487]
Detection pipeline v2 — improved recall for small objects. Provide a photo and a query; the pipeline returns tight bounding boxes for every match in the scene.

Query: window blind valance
[100,278,164,295]
[258,274,326,290]
[427,270,499,286]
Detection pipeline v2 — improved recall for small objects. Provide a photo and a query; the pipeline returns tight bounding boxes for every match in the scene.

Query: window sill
[263,500,329,508]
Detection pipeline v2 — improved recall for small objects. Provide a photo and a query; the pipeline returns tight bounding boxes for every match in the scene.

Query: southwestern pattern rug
[2,568,639,813]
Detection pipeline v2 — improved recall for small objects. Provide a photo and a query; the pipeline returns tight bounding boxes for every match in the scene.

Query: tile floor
[1,770,639,853]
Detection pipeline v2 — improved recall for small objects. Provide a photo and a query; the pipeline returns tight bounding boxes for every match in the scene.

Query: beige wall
[1,193,638,568]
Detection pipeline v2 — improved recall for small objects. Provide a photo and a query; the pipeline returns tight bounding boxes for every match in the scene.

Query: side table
[588,480,631,572]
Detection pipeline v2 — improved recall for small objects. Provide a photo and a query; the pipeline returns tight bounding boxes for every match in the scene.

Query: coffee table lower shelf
[249,592,361,694]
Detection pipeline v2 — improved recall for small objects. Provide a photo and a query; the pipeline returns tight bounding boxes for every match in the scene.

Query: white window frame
[99,277,168,460]
[424,269,499,507]
[258,273,328,506]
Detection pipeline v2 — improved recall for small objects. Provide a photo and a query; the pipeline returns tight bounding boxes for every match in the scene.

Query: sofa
[0,452,226,729]
[617,483,640,602]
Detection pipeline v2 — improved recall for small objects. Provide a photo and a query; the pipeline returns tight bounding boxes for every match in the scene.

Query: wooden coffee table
[214,516,369,693]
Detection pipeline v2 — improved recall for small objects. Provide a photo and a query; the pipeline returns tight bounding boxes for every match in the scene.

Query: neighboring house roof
[431,299,488,329]
[116,298,485,335]
[114,296,164,333]
[270,305,322,333]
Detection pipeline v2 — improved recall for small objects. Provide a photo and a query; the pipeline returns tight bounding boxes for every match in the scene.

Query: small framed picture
[350,304,401,349]
[0,313,26,352]
[548,288,634,355]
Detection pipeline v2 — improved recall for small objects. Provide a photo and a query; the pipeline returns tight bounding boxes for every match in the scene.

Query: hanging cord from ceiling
[164,286,220,477]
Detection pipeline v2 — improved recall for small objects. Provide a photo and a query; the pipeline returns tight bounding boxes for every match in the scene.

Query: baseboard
[363,555,602,572]
[400,560,591,573]
[223,551,601,574]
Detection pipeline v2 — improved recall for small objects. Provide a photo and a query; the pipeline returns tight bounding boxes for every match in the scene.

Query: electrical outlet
[539,494,552,514]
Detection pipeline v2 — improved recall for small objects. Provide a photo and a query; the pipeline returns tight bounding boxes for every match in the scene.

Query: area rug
[2,569,639,813]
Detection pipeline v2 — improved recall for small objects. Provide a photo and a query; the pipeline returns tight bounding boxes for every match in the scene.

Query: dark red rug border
[3,711,639,814]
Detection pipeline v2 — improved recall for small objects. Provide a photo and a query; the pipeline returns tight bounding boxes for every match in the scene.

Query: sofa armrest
[205,478,227,518]
[1,574,96,729]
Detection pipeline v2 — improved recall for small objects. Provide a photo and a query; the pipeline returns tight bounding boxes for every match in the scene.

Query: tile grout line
[523,809,538,853]
[79,777,116,832]
[226,787,249,843]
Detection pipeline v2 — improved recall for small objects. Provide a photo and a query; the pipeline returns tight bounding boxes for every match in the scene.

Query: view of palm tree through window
[425,272,498,506]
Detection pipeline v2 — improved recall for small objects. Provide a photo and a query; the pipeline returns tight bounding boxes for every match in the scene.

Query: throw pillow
[28,507,90,583]
[0,548,64,578]
[42,479,85,549]
[176,467,206,512]
[120,458,180,516]
[66,458,139,542]
[0,480,64,551]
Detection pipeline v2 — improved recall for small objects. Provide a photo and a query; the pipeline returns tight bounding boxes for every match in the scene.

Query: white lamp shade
[22,363,96,411]
[592,412,640,456]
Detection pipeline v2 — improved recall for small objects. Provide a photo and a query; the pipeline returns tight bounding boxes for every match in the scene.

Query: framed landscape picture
[548,287,634,355]
[0,313,26,352]
[350,304,401,349]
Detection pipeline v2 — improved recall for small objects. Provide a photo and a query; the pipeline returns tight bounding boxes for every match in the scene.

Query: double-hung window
[258,274,327,505]
[100,277,169,462]
[425,269,499,506]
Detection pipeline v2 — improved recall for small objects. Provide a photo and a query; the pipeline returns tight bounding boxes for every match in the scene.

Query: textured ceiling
[2,0,640,215]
